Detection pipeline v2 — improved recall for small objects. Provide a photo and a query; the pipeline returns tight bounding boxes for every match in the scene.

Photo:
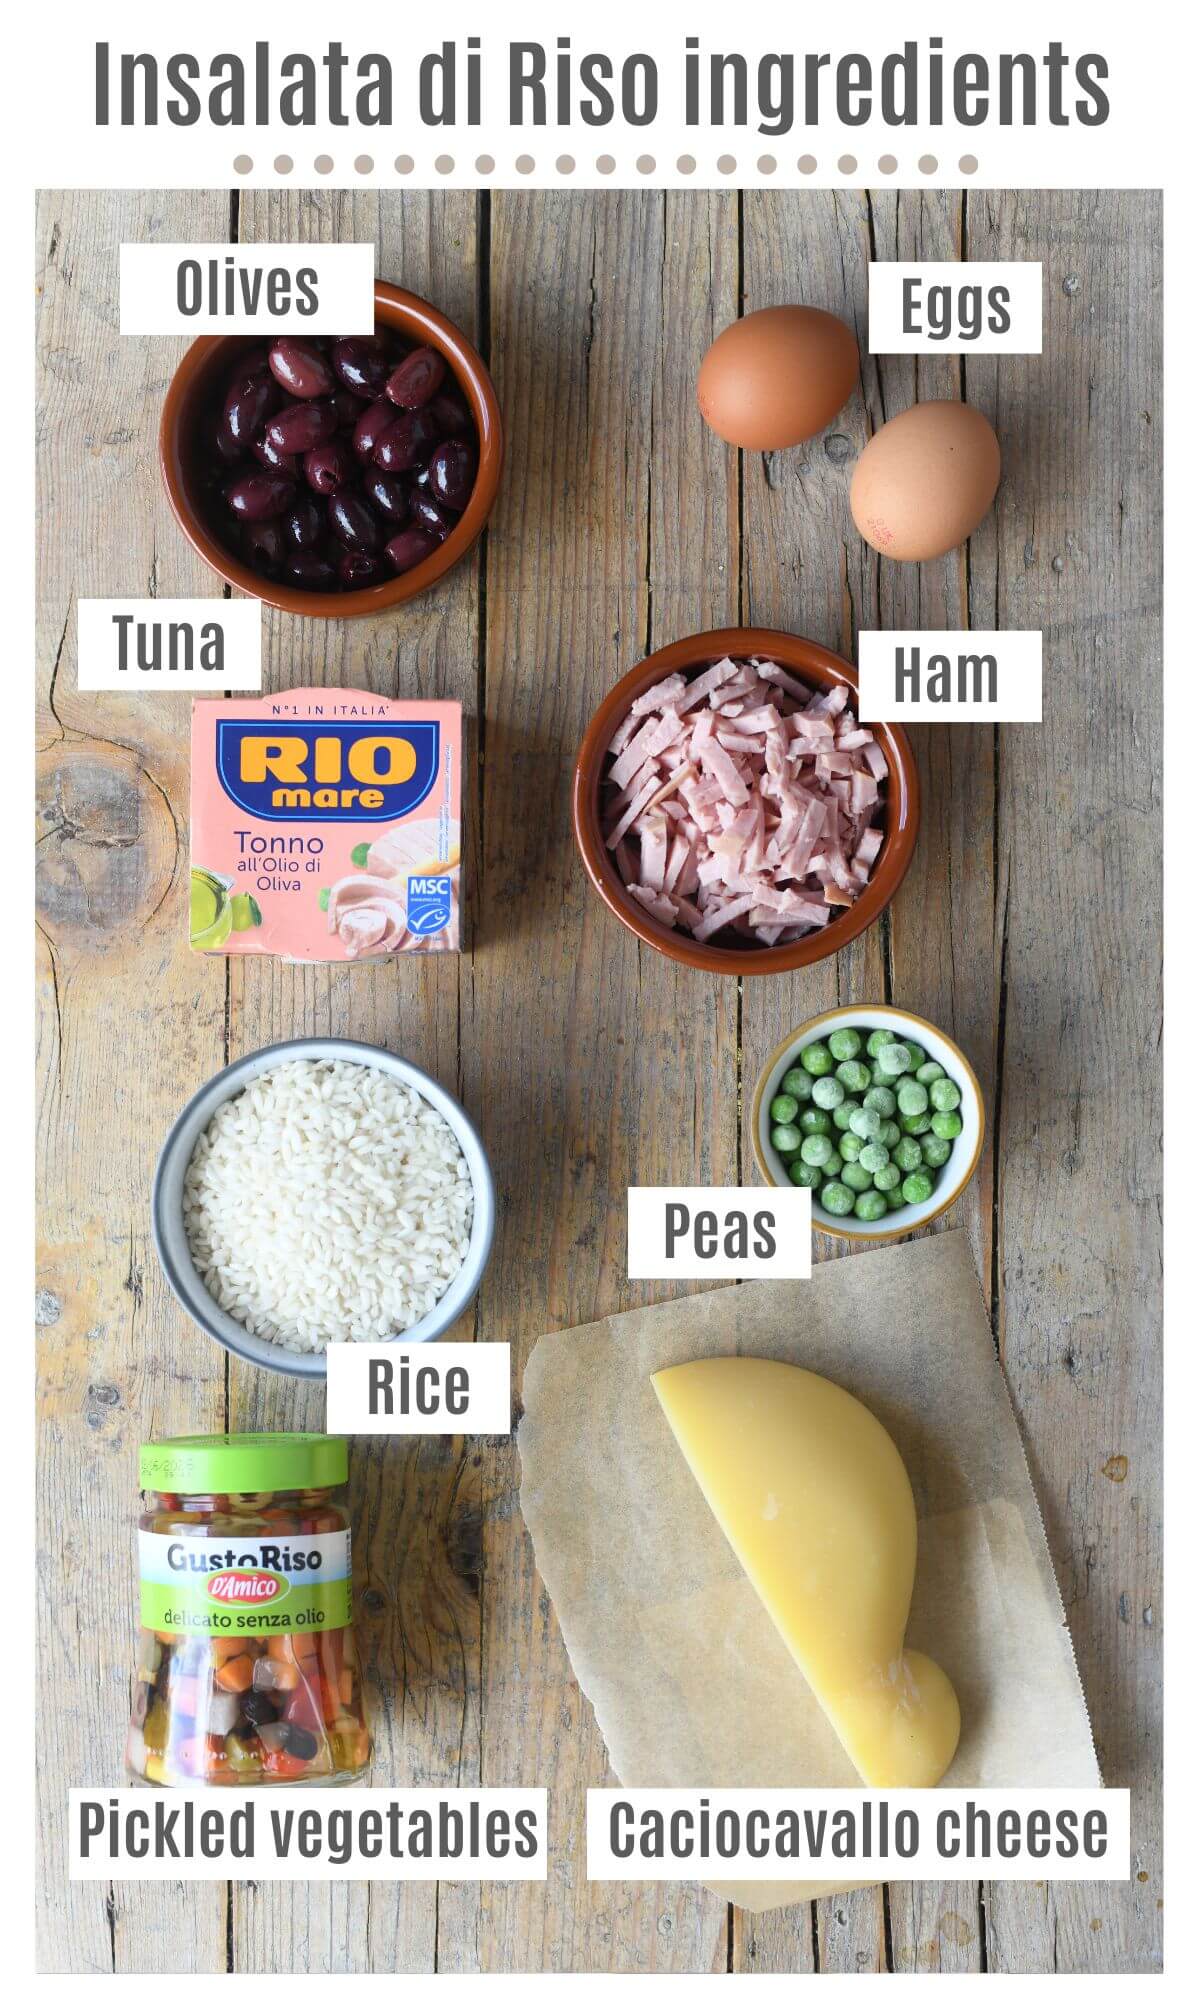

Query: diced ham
[605,771,661,849]
[638,808,670,891]
[601,656,887,952]
[609,709,682,791]
[694,894,758,941]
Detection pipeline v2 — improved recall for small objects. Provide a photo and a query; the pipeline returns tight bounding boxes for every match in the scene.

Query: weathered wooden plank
[226,185,482,1976]
[35,187,231,1974]
[973,188,1162,1976]
[735,187,893,1976]
[436,189,738,1975]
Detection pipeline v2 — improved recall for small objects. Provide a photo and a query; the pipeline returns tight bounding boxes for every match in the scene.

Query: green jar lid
[139,1433,348,1496]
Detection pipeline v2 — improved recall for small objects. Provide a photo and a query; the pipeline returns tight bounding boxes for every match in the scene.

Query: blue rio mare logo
[216,719,440,822]
[407,875,453,935]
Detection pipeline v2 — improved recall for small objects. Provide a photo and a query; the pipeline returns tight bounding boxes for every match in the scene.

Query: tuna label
[138,1529,352,1636]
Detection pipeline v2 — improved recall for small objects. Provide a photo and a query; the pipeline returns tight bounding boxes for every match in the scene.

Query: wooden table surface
[36,186,1161,1975]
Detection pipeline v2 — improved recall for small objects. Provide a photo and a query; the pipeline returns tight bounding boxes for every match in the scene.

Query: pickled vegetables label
[139,1530,352,1637]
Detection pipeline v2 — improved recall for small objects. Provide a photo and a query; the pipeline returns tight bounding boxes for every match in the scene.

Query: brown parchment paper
[517,1230,1100,1912]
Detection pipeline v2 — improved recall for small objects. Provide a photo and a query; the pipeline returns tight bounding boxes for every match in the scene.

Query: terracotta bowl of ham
[572,627,919,974]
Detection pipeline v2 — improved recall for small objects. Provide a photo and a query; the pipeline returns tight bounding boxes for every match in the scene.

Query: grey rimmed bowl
[152,1037,495,1379]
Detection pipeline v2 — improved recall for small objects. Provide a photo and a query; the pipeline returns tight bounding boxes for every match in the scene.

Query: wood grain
[35,187,1161,1975]
[35,187,231,1973]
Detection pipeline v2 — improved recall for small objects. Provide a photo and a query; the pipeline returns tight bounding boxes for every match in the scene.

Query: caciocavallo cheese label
[138,1528,352,1639]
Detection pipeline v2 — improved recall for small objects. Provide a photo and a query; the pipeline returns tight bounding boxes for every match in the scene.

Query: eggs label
[869,261,1042,355]
[119,242,375,333]
[628,1188,811,1280]
[858,633,1043,723]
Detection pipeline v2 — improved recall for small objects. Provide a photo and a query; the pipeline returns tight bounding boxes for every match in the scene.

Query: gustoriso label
[138,1529,352,1637]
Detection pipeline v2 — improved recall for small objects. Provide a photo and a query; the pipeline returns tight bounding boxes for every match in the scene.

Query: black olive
[284,1724,320,1761]
[240,1689,281,1728]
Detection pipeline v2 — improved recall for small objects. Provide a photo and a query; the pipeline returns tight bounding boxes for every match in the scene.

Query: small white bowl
[152,1037,495,1378]
[751,1004,985,1243]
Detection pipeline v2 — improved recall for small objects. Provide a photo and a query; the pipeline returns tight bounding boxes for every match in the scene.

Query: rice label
[138,1529,353,1637]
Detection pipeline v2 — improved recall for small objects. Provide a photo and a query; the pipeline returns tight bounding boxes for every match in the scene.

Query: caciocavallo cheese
[652,1357,960,1788]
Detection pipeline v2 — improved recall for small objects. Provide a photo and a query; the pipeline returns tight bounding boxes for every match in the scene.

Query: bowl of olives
[160,280,503,617]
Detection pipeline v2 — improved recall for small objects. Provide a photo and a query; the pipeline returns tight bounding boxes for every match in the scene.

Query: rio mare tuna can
[190,688,463,961]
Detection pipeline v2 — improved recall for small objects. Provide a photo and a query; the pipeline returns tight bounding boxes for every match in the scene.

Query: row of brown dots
[234,154,980,178]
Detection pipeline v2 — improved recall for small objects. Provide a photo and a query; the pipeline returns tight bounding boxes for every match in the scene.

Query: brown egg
[697,305,859,451]
[850,401,1001,561]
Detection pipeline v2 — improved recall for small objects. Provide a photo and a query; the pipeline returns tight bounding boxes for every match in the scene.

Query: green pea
[800,1132,834,1167]
[812,1075,845,1110]
[781,1066,814,1102]
[921,1134,952,1167]
[931,1110,963,1139]
[901,1170,935,1204]
[876,1042,911,1077]
[879,1120,901,1150]
[828,1026,863,1061]
[873,1162,901,1191]
[863,1085,896,1117]
[855,1190,889,1222]
[857,1141,890,1174]
[896,1080,929,1117]
[789,1159,823,1187]
[900,1110,932,1134]
[800,1041,834,1076]
[840,1161,873,1192]
[770,1092,800,1124]
[820,1180,856,1216]
[839,1132,864,1162]
[832,1102,856,1131]
[870,1061,891,1086]
[930,1078,962,1113]
[894,1135,924,1171]
[772,1123,803,1155]
[849,1105,881,1141]
[866,1029,896,1055]
[885,1186,908,1210]
[836,1060,872,1093]
[799,1107,833,1136]
[916,1060,946,1085]
[903,1040,926,1067]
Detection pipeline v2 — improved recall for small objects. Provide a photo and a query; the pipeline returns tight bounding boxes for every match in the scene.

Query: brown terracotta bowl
[572,627,919,975]
[159,280,503,618]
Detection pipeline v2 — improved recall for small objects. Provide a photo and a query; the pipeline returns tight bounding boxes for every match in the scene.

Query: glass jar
[127,1433,371,1787]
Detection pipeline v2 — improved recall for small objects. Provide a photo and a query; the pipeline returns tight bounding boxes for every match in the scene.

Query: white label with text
[587,1787,1129,1883]
[858,631,1043,722]
[325,1342,511,1436]
[119,242,375,333]
[77,599,262,691]
[627,1188,811,1281]
[869,262,1042,354]
[71,1788,546,1881]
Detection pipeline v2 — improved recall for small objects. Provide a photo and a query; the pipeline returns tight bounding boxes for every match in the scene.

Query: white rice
[183,1058,474,1351]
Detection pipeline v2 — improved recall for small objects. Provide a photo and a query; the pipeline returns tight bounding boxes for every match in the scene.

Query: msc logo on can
[216,719,440,821]
[407,875,453,935]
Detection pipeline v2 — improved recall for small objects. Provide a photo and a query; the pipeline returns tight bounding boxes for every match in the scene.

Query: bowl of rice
[152,1038,494,1377]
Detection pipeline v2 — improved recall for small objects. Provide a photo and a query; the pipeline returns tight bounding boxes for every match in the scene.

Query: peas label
[627,1188,812,1280]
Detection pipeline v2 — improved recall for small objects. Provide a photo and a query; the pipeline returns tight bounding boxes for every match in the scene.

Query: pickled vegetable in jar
[127,1434,371,1788]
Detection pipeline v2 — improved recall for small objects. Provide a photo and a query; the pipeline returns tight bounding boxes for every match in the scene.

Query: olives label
[119,243,375,334]
[138,1529,352,1637]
